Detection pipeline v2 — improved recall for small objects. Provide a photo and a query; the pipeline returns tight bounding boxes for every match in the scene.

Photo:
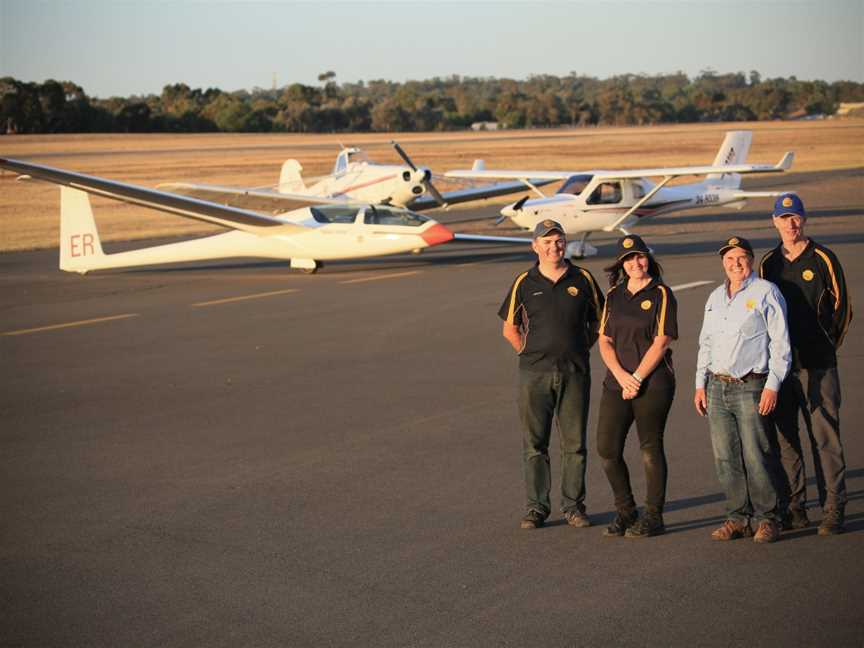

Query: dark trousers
[518,369,590,517]
[596,384,674,513]
[773,367,846,511]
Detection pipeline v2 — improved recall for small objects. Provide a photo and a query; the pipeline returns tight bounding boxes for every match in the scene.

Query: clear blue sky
[2,0,861,98]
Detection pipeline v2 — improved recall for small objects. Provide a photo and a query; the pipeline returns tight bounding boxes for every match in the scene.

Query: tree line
[2,70,863,135]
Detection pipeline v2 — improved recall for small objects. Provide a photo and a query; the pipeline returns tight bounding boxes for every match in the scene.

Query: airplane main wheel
[300,262,320,275]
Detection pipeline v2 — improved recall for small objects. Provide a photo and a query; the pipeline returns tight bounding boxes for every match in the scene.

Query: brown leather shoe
[564,508,591,528]
[753,519,780,544]
[520,510,546,529]
[711,519,751,541]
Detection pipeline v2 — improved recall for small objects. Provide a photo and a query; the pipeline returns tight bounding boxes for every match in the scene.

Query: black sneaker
[818,509,845,536]
[520,510,546,529]
[625,513,666,538]
[603,509,638,537]
[781,507,810,530]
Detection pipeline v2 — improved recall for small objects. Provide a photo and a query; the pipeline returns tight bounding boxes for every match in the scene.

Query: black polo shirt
[760,239,852,370]
[498,261,604,373]
[599,278,678,391]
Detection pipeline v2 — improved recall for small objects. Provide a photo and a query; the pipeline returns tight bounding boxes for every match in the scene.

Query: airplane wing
[0,158,309,234]
[590,152,794,181]
[445,169,574,181]
[446,152,794,182]
[157,182,352,214]
[407,179,558,211]
[452,233,532,244]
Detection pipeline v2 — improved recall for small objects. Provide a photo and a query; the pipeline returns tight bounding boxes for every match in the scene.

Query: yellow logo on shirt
[802,269,814,281]
[641,299,652,310]
[567,286,579,296]
[782,196,794,208]
[622,238,634,249]
[746,299,756,310]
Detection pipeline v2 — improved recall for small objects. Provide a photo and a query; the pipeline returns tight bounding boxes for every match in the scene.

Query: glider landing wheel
[300,262,320,275]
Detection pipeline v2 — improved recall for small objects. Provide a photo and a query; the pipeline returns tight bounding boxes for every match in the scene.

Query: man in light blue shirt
[694,236,791,544]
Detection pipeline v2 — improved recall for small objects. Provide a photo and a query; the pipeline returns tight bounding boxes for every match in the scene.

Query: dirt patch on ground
[1,120,861,251]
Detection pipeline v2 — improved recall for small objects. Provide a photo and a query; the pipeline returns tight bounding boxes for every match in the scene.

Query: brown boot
[711,519,752,541]
[818,509,845,536]
[753,519,780,544]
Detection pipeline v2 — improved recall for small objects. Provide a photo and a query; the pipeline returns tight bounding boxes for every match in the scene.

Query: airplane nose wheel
[300,261,320,274]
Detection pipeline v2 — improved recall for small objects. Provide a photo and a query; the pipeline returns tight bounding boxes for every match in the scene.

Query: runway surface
[1,170,863,647]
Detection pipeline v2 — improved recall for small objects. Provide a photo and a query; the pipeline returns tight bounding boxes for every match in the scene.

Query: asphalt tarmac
[1,170,863,647]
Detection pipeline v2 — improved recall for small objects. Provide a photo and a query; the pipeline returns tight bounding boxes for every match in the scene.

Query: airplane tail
[278,159,306,193]
[59,187,104,274]
[706,131,752,188]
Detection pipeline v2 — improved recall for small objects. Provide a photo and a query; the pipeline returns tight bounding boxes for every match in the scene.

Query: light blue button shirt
[695,272,791,391]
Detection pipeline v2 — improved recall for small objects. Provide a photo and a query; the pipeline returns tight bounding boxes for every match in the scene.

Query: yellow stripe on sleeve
[506,272,529,324]
[813,248,841,310]
[579,268,601,314]
[656,284,668,336]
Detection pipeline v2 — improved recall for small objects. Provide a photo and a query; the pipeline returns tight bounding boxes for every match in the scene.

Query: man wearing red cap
[760,193,853,535]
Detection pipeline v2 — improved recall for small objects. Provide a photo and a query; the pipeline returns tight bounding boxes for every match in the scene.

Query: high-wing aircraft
[446,131,794,258]
[0,157,533,275]
[158,142,554,213]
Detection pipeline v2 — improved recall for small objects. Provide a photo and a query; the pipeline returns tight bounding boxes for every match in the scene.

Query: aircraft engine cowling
[391,167,431,206]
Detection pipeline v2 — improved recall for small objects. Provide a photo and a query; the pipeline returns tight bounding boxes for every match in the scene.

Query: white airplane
[0,157,534,275]
[158,142,553,213]
[446,131,794,258]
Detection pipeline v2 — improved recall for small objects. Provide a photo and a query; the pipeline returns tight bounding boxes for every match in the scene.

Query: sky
[1,0,862,98]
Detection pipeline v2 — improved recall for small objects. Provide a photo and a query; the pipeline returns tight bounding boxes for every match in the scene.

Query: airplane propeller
[391,141,447,207]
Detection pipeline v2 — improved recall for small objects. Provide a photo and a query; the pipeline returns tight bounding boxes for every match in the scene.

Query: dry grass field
[1,120,862,252]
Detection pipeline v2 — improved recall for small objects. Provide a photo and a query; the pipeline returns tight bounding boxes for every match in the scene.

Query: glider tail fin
[706,130,752,188]
[60,187,104,274]
[278,159,306,193]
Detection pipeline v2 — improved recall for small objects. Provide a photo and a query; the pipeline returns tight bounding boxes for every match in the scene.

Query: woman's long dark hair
[603,253,663,287]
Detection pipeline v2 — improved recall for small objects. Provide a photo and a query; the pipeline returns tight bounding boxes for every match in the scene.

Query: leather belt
[710,371,768,384]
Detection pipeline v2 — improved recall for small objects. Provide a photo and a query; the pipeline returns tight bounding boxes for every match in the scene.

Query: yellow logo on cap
[543,219,556,228]
[567,286,579,296]
[622,238,634,249]
[802,269,814,281]
[640,299,652,310]
[728,237,740,246]
[782,196,794,208]
[746,299,756,310]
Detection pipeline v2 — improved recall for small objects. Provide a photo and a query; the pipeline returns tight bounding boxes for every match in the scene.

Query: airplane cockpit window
[310,205,359,224]
[632,182,646,199]
[587,181,623,205]
[363,206,429,227]
[556,174,594,196]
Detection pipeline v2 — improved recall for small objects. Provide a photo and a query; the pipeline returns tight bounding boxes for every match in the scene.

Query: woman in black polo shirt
[596,235,678,538]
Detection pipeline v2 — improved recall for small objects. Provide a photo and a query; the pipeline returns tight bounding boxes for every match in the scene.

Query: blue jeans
[707,375,780,524]
[519,369,589,518]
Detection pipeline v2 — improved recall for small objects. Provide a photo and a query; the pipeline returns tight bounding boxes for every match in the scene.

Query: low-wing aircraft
[446,131,794,258]
[0,157,533,275]
[158,142,554,213]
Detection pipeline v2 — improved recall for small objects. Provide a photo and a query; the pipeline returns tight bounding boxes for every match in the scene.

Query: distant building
[471,121,502,131]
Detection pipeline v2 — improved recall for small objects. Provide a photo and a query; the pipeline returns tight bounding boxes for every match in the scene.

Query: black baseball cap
[718,235,754,257]
[616,234,650,261]
[532,219,565,239]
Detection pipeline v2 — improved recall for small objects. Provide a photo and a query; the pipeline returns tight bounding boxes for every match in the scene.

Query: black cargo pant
[596,383,675,513]
[773,367,846,512]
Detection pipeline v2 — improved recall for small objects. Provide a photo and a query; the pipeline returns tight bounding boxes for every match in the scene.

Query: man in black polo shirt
[760,193,853,535]
[499,220,604,529]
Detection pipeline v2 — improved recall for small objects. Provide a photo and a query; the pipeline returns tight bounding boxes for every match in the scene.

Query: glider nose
[420,222,454,246]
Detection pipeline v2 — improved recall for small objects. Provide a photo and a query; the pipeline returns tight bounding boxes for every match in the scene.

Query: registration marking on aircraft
[340,270,422,285]
[669,280,714,291]
[192,288,300,307]
[2,313,140,337]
